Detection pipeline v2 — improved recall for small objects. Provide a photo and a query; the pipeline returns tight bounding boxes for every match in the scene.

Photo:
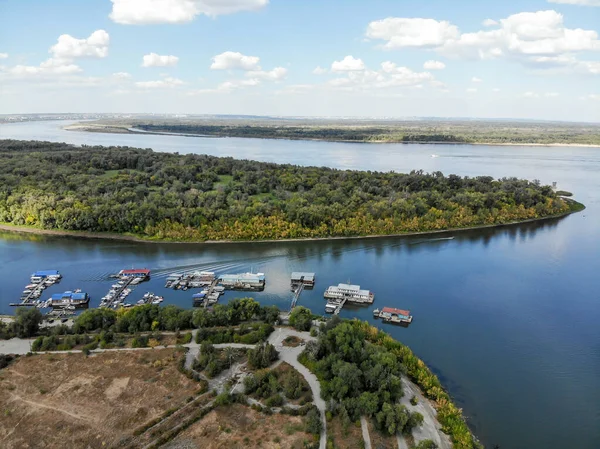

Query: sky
[0,0,599,121]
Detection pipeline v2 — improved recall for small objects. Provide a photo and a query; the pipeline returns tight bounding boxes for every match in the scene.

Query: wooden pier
[11,278,54,307]
[100,277,134,308]
[289,283,304,311]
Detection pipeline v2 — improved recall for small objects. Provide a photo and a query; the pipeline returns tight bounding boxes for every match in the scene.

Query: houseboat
[30,270,62,284]
[49,291,90,309]
[291,272,316,290]
[324,283,374,304]
[219,272,265,291]
[376,307,413,324]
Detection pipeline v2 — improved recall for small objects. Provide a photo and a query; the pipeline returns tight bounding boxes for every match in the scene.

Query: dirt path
[361,416,372,449]
[10,395,93,422]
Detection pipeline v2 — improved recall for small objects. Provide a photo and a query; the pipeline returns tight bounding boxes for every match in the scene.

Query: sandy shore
[0,208,582,245]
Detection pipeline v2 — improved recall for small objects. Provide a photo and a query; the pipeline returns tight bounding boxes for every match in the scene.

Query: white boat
[22,290,32,294]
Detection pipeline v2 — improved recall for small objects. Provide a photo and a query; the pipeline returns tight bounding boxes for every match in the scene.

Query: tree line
[0,139,575,241]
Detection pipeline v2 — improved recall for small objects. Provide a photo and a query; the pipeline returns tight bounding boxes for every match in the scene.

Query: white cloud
[331,55,365,72]
[440,11,600,60]
[210,51,260,70]
[110,0,269,24]
[423,60,445,70]
[142,53,179,67]
[548,0,600,5]
[545,92,560,97]
[135,77,184,88]
[326,61,435,92]
[366,17,460,49]
[112,72,132,79]
[492,88,501,92]
[0,30,110,79]
[246,67,287,81]
[585,93,600,100]
[472,77,483,83]
[466,87,478,93]
[312,66,327,75]
[0,53,8,59]
[367,10,600,75]
[50,30,109,60]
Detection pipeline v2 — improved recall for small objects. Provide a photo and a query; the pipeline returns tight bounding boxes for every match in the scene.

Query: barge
[374,307,413,324]
[324,283,374,304]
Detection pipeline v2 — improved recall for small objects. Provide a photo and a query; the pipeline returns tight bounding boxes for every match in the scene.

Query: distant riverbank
[64,122,600,148]
[0,202,584,245]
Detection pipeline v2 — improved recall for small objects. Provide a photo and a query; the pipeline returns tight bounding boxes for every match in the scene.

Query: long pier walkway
[10,282,48,307]
[333,298,347,315]
[204,279,220,308]
[101,277,134,308]
[289,283,304,312]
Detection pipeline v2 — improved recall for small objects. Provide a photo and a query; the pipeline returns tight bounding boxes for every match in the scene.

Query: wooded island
[0,140,582,242]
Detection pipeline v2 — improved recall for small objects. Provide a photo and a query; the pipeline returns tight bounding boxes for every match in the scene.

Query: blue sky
[0,0,599,121]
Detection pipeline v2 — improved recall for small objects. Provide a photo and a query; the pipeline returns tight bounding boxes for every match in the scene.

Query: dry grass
[367,418,398,449]
[327,416,365,449]
[166,403,314,449]
[282,336,303,347]
[0,349,200,449]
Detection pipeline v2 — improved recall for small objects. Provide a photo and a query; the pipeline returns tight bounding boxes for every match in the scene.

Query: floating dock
[11,270,62,307]
[291,272,315,290]
[324,283,374,304]
[168,271,215,290]
[219,272,265,291]
[50,291,90,309]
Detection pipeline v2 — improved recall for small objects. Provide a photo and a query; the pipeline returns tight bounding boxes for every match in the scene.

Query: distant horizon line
[0,112,599,126]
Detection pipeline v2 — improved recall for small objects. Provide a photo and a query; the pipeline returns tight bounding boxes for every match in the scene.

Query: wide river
[1,120,599,449]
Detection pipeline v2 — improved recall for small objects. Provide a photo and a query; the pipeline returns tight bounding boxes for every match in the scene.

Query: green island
[67,117,600,146]
[0,140,583,242]
[0,300,481,448]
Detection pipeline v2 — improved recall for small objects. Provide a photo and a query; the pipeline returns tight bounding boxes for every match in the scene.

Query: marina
[166,271,215,290]
[11,270,62,307]
[99,268,150,308]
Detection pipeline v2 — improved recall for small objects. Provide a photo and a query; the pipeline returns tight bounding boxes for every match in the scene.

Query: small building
[219,272,265,291]
[50,291,90,308]
[31,270,61,283]
[378,307,413,324]
[119,269,151,279]
[291,272,316,288]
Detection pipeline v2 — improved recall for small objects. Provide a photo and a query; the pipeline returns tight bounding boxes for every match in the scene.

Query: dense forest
[126,119,600,145]
[301,318,482,449]
[0,139,578,241]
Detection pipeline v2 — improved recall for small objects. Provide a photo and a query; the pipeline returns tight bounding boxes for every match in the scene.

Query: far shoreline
[63,124,600,149]
[0,204,584,246]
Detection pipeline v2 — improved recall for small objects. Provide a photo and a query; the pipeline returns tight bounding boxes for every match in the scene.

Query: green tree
[289,306,312,331]
[13,308,42,338]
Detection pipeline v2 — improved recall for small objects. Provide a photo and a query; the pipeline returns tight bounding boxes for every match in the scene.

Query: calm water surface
[1,120,599,449]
